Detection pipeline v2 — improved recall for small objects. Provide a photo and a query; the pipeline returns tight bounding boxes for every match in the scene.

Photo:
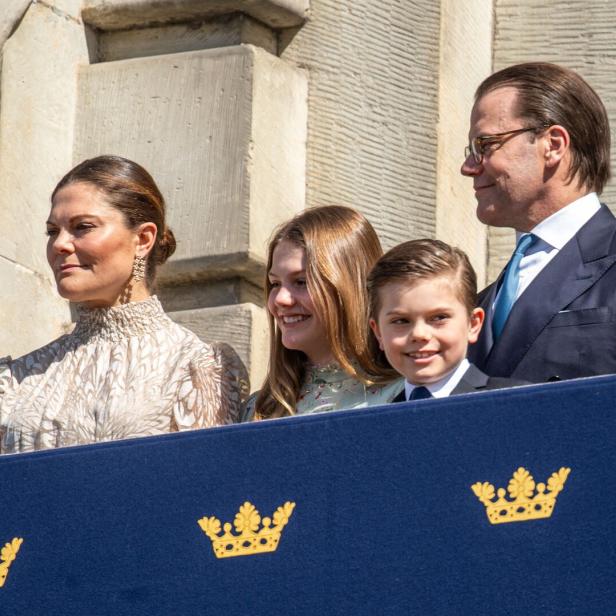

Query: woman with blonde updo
[242,205,403,420]
[0,155,248,453]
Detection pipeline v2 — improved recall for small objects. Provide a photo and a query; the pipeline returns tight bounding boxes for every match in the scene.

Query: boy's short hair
[367,239,478,318]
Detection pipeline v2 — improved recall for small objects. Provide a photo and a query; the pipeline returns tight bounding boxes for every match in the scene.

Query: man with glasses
[461,62,616,382]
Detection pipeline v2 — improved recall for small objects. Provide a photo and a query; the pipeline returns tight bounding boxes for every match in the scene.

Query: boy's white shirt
[404,358,470,400]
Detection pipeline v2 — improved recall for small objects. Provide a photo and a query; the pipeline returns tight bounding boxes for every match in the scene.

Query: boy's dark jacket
[391,363,528,402]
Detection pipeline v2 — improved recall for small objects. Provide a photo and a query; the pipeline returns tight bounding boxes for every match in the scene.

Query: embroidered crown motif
[198,501,295,559]
[472,467,570,524]
[0,538,23,588]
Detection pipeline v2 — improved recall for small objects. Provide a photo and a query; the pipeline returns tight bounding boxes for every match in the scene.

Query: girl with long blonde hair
[243,205,403,420]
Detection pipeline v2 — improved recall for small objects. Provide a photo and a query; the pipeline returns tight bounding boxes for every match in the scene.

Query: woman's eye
[269,281,280,288]
[45,228,58,237]
[75,223,95,232]
[295,279,307,287]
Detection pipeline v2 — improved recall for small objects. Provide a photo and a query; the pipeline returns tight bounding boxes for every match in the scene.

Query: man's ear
[468,307,485,344]
[543,124,570,168]
[369,318,384,351]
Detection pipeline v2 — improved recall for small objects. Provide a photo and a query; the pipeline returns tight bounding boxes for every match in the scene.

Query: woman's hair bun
[156,227,176,265]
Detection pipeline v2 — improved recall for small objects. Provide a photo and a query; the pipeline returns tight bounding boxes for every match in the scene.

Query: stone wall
[0,0,88,358]
[279,0,490,281]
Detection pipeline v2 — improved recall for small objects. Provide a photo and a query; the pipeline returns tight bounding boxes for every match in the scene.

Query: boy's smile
[370,275,484,385]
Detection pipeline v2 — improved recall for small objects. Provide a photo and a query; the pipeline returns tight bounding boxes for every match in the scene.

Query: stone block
[168,302,269,390]
[96,13,277,62]
[0,2,90,274]
[82,0,310,30]
[43,0,83,19]
[158,277,262,312]
[0,0,30,50]
[0,257,71,360]
[74,45,308,286]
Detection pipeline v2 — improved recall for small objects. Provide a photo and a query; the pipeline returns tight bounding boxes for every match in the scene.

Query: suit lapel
[392,390,406,403]
[451,364,489,394]
[391,365,490,399]
[486,206,616,376]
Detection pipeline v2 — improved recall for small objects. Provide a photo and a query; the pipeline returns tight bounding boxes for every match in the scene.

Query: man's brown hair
[476,62,610,195]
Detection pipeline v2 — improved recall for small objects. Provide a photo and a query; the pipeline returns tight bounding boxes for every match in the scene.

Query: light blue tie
[492,233,536,340]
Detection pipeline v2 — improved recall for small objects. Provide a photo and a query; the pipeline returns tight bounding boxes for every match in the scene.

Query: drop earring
[132,255,146,282]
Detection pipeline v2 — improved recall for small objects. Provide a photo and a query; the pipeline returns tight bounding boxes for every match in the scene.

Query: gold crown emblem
[198,501,295,558]
[472,467,570,524]
[0,538,23,588]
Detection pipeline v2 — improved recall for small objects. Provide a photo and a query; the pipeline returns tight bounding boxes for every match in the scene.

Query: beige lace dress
[0,296,248,454]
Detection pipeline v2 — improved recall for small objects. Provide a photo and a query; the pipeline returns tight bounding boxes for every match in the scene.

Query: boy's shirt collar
[404,358,470,400]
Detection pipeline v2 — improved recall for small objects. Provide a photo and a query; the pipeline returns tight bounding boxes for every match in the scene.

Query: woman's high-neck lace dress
[0,296,248,454]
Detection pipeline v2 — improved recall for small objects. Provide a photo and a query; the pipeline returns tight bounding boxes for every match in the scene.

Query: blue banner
[1,376,615,615]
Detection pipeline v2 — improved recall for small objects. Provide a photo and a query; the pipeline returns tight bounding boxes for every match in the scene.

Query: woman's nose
[49,230,75,255]
[274,286,295,306]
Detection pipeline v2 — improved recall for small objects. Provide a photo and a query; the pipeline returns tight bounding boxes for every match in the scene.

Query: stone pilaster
[0,1,88,357]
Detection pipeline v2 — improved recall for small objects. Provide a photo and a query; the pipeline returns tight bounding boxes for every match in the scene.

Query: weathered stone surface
[74,45,307,286]
[487,0,616,283]
[0,2,89,269]
[0,0,30,50]
[43,0,83,19]
[96,13,277,61]
[0,2,89,352]
[168,302,269,388]
[436,0,492,284]
[158,277,262,311]
[279,0,441,249]
[0,257,71,360]
[82,0,310,30]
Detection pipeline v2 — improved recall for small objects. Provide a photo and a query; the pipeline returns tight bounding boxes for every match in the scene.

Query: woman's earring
[132,255,146,282]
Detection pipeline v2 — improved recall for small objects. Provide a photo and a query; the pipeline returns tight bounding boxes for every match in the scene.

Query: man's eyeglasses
[464,125,549,164]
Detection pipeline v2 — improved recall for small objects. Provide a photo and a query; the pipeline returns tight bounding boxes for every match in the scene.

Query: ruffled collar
[72,296,170,342]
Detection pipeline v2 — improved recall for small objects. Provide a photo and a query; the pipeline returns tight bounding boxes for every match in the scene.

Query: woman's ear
[467,307,485,344]
[369,317,384,350]
[135,222,157,257]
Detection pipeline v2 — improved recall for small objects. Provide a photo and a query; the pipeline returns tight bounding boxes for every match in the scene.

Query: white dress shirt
[404,358,471,400]
[502,192,601,303]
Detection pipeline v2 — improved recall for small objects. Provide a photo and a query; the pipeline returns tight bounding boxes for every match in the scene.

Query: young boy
[367,239,526,401]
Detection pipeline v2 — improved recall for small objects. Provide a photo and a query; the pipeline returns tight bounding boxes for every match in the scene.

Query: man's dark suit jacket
[468,204,616,383]
[391,363,526,402]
